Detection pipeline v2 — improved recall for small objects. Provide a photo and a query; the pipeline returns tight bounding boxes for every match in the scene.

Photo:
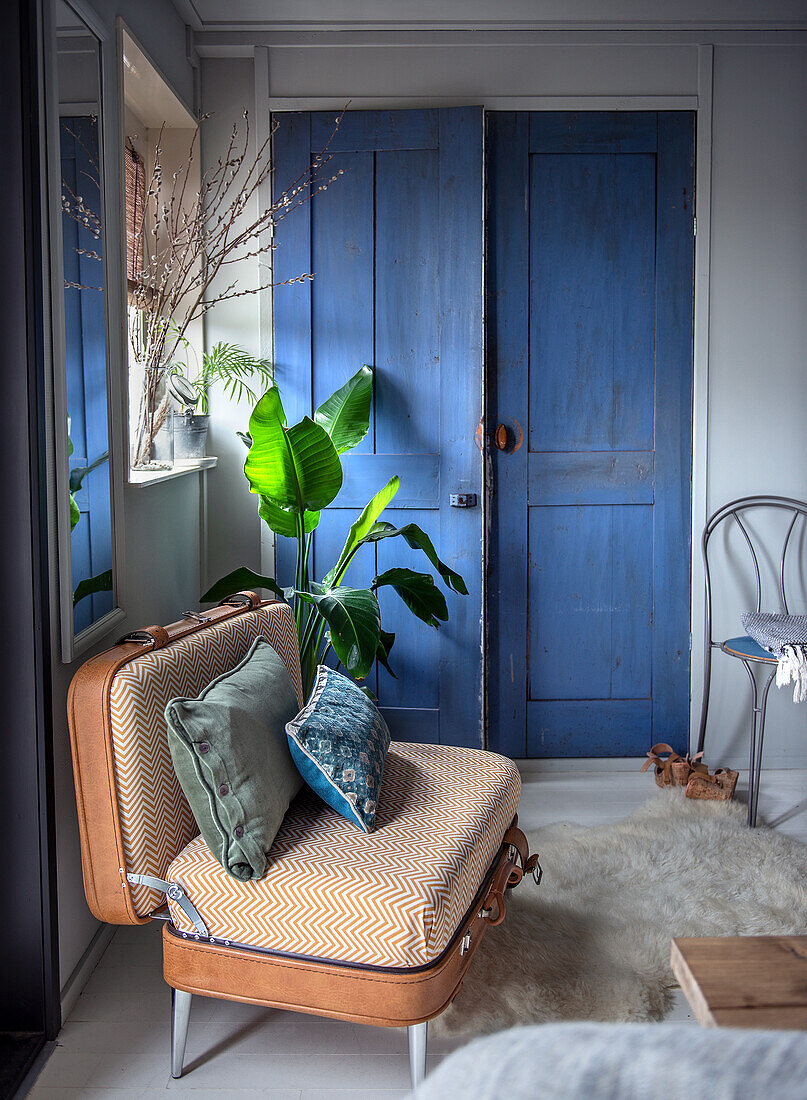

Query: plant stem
[294,514,306,642]
[302,533,312,589]
[299,609,319,692]
[333,543,362,588]
[299,603,320,663]
[299,613,330,697]
[309,617,328,689]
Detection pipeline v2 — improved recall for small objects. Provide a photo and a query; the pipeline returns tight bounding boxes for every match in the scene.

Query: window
[121,27,199,471]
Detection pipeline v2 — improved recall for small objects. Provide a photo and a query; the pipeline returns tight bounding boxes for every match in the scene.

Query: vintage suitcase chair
[68,593,535,1089]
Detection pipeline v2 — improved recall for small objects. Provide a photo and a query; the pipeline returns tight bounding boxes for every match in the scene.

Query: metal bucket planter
[173,413,210,462]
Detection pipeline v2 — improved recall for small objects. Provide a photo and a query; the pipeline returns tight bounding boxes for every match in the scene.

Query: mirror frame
[43,0,127,662]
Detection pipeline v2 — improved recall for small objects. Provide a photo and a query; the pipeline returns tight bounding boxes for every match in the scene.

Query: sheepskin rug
[434,789,807,1038]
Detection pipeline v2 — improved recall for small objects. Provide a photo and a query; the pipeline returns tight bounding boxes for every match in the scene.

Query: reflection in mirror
[55,0,114,638]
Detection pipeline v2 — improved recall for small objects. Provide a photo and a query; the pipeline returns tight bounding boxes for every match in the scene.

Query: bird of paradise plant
[202,366,467,697]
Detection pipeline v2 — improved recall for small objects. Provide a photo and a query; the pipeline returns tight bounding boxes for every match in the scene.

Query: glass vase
[130,365,174,470]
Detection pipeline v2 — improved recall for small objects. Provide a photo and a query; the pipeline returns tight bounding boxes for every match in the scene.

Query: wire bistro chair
[697,495,807,827]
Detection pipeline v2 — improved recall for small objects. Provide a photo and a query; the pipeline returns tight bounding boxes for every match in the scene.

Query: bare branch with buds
[128,109,346,467]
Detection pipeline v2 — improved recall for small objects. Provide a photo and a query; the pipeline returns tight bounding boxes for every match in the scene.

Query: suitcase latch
[460,930,472,956]
[127,873,209,937]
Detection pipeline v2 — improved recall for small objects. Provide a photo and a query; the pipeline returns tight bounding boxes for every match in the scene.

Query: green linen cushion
[165,636,302,881]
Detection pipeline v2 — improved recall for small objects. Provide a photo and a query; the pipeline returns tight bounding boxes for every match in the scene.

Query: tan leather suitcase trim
[162,842,514,1027]
[67,598,280,926]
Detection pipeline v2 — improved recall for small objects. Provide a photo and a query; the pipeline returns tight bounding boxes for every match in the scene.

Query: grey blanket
[742,612,807,701]
[742,611,807,655]
[411,1022,807,1100]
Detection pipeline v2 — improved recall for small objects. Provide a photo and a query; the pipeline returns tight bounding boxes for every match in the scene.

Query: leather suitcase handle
[118,625,171,650]
[218,591,263,610]
[480,857,520,926]
[502,820,537,887]
[117,593,272,651]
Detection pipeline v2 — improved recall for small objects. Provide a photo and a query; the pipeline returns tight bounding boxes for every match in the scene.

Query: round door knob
[494,423,510,451]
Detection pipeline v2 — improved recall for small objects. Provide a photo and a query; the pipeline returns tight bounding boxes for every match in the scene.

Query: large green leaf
[258,495,320,537]
[73,568,112,606]
[323,476,400,588]
[241,427,320,535]
[373,567,448,628]
[244,386,343,513]
[376,629,397,678]
[201,566,285,604]
[362,522,468,594]
[70,449,110,493]
[297,585,380,679]
[314,365,373,455]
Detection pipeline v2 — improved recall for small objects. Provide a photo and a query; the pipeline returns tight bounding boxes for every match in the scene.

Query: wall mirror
[50,0,122,659]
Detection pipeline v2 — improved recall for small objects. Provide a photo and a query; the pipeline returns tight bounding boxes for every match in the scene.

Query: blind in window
[124,140,144,287]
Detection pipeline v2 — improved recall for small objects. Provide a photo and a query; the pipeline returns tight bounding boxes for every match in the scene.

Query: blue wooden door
[489,112,695,758]
[272,108,484,747]
[61,116,113,634]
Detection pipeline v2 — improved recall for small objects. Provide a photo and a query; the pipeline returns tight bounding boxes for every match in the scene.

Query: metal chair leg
[171,988,193,1079]
[408,1021,428,1089]
[740,660,777,828]
[696,642,715,756]
[750,669,776,827]
[740,660,759,826]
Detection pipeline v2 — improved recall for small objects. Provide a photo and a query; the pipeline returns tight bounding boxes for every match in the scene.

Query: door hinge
[693,216,697,237]
[689,632,693,652]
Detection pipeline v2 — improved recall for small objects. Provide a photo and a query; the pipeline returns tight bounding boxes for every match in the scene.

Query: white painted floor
[28,768,807,1099]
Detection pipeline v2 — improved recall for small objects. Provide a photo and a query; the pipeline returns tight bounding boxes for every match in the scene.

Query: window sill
[128,456,217,487]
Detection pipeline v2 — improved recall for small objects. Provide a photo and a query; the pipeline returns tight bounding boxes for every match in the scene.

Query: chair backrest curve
[702,495,807,644]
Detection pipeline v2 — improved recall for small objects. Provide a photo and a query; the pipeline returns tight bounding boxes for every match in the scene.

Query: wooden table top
[671,936,807,1030]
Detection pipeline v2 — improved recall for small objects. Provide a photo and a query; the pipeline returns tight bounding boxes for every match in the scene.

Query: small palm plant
[203,366,467,696]
[167,337,274,415]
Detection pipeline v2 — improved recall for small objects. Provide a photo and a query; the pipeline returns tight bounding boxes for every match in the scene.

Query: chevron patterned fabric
[166,743,520,968]
[108,603,303,916]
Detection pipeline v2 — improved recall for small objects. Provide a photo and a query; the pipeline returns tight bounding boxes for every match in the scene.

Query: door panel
[527,503,653,701]
[489,111,695,758]
[529,153,656,453]
[61,116,113,634]
[527,700,653,757]
[311,151,374,431]
[273,108,484,747]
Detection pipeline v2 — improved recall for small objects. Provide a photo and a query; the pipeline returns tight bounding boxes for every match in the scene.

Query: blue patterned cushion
[285,666,390,832]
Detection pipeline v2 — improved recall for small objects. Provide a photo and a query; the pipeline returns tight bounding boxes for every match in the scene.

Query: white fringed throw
[742,612,807,702]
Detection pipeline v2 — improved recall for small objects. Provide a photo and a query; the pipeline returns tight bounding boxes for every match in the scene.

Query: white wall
[51,0,200,1012]
[704,43,807,768]
[200,26,807,769]
[263,41,698,99]
[199,57,268,594]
